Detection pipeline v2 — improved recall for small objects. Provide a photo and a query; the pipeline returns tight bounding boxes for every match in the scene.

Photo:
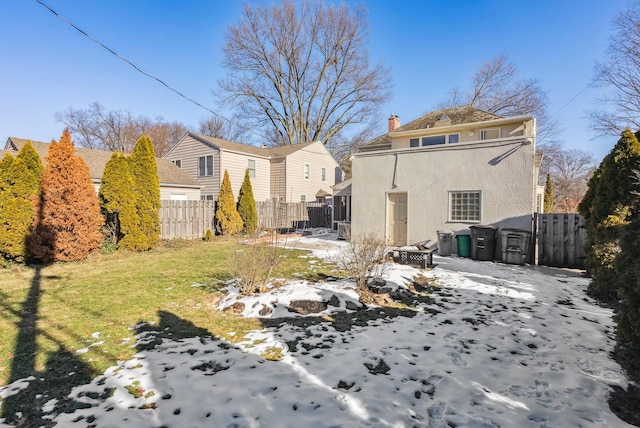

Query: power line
[553,78,599,116]
[34,0,264,141]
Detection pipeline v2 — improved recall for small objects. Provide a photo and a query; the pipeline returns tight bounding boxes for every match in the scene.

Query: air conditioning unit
[337,222,351,240]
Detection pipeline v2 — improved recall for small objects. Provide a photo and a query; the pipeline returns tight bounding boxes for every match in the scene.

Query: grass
[0,236,340,389]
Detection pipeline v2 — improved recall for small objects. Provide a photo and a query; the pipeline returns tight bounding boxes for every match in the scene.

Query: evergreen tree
[215,170,243,235]
[0,144,43,262]
[578,129,640,303]
[16,140,44,196]
[127,136,160,250]
[543,173,554,213]
[30,129,102,262]
[615,201,640,383]
[99,152,145,250]
[0,158,33,261]
[0,154,14,190]
[237,169,258,234]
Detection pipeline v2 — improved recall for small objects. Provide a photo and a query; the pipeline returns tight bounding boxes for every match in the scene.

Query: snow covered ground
[0,233,633,427]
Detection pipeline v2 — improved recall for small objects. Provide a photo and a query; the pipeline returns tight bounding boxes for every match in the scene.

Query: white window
[200,194,214,201]
[411,134,459,147]
[300,194,306,202]
[170,193,187,201]
[304,164,310,180]
[449,191,481,222]
[422,135,445,146]
[172,159,182,168]
[321,167,326,182]
[198,155,213,176]
[248,159,256,178]
[480,128,500,140]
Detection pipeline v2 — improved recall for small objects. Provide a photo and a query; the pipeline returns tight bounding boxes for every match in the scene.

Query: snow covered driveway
[1,239,632,427]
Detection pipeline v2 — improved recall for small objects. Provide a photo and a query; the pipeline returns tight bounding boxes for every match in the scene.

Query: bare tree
[197,115,246,142]
[147,120,191,156]
[56,103,191,155]
[590,2,640,135]
[551,149,595,213]
[440,54,559,144]
[218,0,391,154]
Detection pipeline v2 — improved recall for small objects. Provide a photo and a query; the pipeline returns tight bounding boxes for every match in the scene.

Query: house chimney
[388,113,400,132]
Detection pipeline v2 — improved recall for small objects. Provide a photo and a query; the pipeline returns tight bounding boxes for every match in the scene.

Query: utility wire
[34,0,263,141]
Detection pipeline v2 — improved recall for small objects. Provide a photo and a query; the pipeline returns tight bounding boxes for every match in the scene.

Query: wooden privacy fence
[159,200,216,240]
[159,200,332,239]
[536,213,586,269]
[256,200,331,229]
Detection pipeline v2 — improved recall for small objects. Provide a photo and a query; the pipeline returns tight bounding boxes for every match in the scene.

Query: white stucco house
[351,106,544,254]
[164,133,342,203]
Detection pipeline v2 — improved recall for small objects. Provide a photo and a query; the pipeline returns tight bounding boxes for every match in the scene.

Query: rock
[345,300,363,311]
[258,305,273,316]
[288,300,328,315]
[224,302,245,314]
[327,295,340,307]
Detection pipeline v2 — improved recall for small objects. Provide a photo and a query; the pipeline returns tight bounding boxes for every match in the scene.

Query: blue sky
[0,0,634,162]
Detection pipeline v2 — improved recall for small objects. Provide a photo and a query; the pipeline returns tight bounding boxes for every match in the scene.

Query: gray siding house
[164,133,341,203]
[351,106,543,250]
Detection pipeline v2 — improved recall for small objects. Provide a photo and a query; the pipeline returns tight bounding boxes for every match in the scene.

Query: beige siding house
[165,133,341,203]
[268,141,340,202]
[4,138,202,200]
[351,106,543,252]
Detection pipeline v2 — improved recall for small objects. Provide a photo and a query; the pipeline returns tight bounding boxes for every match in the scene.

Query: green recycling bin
[455,233,471,258]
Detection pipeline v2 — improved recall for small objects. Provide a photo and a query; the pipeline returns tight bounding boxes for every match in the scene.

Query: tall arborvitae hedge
[215,170,243,235]
[16,140,44,196]
[237,169,258,234]
[615,197,640,383]
[99,152,145,251]
[127,136,160,250]
[0,143,43,262]
[578,129,640,303]
[543,173,554,213]
[30,129,103,262]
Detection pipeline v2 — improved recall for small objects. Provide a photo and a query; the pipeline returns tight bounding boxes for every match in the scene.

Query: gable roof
[393,106,503,133]
[186,133,271,158]
[183,133,323,159]
[360,106,506,151]
[5,137,201,188]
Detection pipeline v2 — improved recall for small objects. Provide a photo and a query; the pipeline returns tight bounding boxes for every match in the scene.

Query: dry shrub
[341,232,389,302]
[231,232,285,295]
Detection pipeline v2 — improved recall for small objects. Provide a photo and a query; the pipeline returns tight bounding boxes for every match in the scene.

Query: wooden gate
[536,213,586,269]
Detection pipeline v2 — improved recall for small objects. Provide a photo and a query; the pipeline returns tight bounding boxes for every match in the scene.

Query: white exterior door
[388,193,407,246]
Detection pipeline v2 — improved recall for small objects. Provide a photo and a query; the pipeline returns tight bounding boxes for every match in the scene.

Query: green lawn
[0,237,338,388]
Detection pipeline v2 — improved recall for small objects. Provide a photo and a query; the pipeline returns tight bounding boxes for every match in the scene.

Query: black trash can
[470,225,497,261]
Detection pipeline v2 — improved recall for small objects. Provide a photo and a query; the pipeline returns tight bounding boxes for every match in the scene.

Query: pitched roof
[5,137,201,187]
[187,133,320,159]
[393,106,504,132]
[188,133,271,157]
[360,106,505,151]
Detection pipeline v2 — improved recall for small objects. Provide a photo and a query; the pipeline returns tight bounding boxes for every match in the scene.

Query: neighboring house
[164,133,341,202]
[351,106,544,251]
[4,138,202,200]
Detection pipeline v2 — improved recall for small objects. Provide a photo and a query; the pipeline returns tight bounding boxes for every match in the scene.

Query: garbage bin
[501,228,532,265]
[470,225,497,261]
[455,233,471,258]
[437,230,454,256]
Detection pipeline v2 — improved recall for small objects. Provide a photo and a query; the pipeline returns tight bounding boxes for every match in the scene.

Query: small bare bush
[341,232,389,301]
[230,231,285,295]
